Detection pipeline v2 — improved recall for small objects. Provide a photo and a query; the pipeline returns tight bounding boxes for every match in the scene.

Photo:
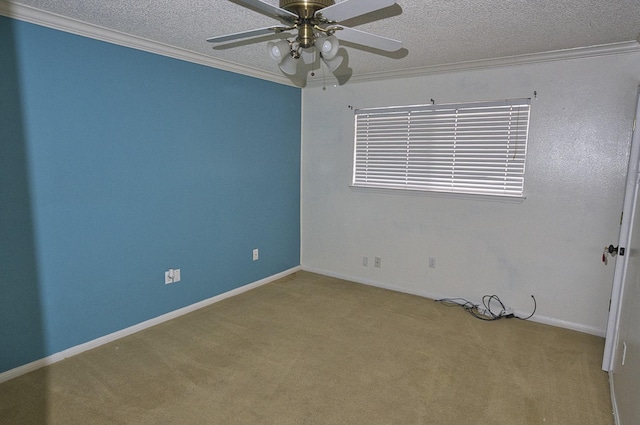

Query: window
[352,99,530,198]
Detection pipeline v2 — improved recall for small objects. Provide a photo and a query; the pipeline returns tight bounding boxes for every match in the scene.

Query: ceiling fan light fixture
[208,0,404,82]
[300,47,317,64]
[315,35,339,60]
[321,54,343,72]
[278,54,299,75]
[267,40,291,64]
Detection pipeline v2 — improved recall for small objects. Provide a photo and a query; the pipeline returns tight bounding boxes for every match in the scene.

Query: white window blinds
[353,99,530,198]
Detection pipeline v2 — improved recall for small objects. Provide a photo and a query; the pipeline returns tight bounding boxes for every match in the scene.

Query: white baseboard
[527,313,605,337]
[609,371,620,425]
[301,266,606,337]
[0,266,301,384]
[301,266,449,305]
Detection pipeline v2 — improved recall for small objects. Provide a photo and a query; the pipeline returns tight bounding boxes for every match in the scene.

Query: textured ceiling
[2,0,640,86]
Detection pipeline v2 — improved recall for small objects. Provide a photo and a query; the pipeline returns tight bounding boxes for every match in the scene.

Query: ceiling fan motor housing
[280,0,334,18]
[280,0,335,48]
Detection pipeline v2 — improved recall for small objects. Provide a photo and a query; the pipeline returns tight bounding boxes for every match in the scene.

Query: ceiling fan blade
[335,26,402,52]
[233,0,298,23]
[317,0,396,22]
[207,26,290,43]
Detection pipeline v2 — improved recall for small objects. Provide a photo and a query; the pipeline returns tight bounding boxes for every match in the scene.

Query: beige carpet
[0,272,613,424]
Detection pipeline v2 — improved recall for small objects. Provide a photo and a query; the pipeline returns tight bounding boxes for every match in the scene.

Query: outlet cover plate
[165,268,181,284]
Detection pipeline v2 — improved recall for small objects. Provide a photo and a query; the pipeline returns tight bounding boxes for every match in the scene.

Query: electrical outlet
[253,248,259,261]
[363,256,368,267]
[374,257,381,268]
[429,257,436,268]
[165,268,181,284]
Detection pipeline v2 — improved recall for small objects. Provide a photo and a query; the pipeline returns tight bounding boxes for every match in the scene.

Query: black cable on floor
[517,295,537,320]
[435,294,537,321]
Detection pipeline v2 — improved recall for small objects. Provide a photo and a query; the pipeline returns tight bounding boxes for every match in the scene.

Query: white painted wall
[301,52,640,335]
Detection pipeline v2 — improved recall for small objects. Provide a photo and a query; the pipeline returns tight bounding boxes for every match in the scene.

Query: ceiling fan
[207,0,402,77]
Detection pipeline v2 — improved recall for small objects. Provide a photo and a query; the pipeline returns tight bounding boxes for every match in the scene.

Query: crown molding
[307,40,640,87]
[2,1,638,89]
[0,1,304,87]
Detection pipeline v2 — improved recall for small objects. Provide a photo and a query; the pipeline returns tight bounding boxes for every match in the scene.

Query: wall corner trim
[0,266,301,384]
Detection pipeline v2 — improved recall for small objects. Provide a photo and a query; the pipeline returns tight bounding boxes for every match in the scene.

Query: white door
[602,86,640,371]
[609,166,640,424]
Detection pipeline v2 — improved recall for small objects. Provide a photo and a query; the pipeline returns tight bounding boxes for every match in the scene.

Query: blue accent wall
[0,16,301,373]
[0,17,47,374]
